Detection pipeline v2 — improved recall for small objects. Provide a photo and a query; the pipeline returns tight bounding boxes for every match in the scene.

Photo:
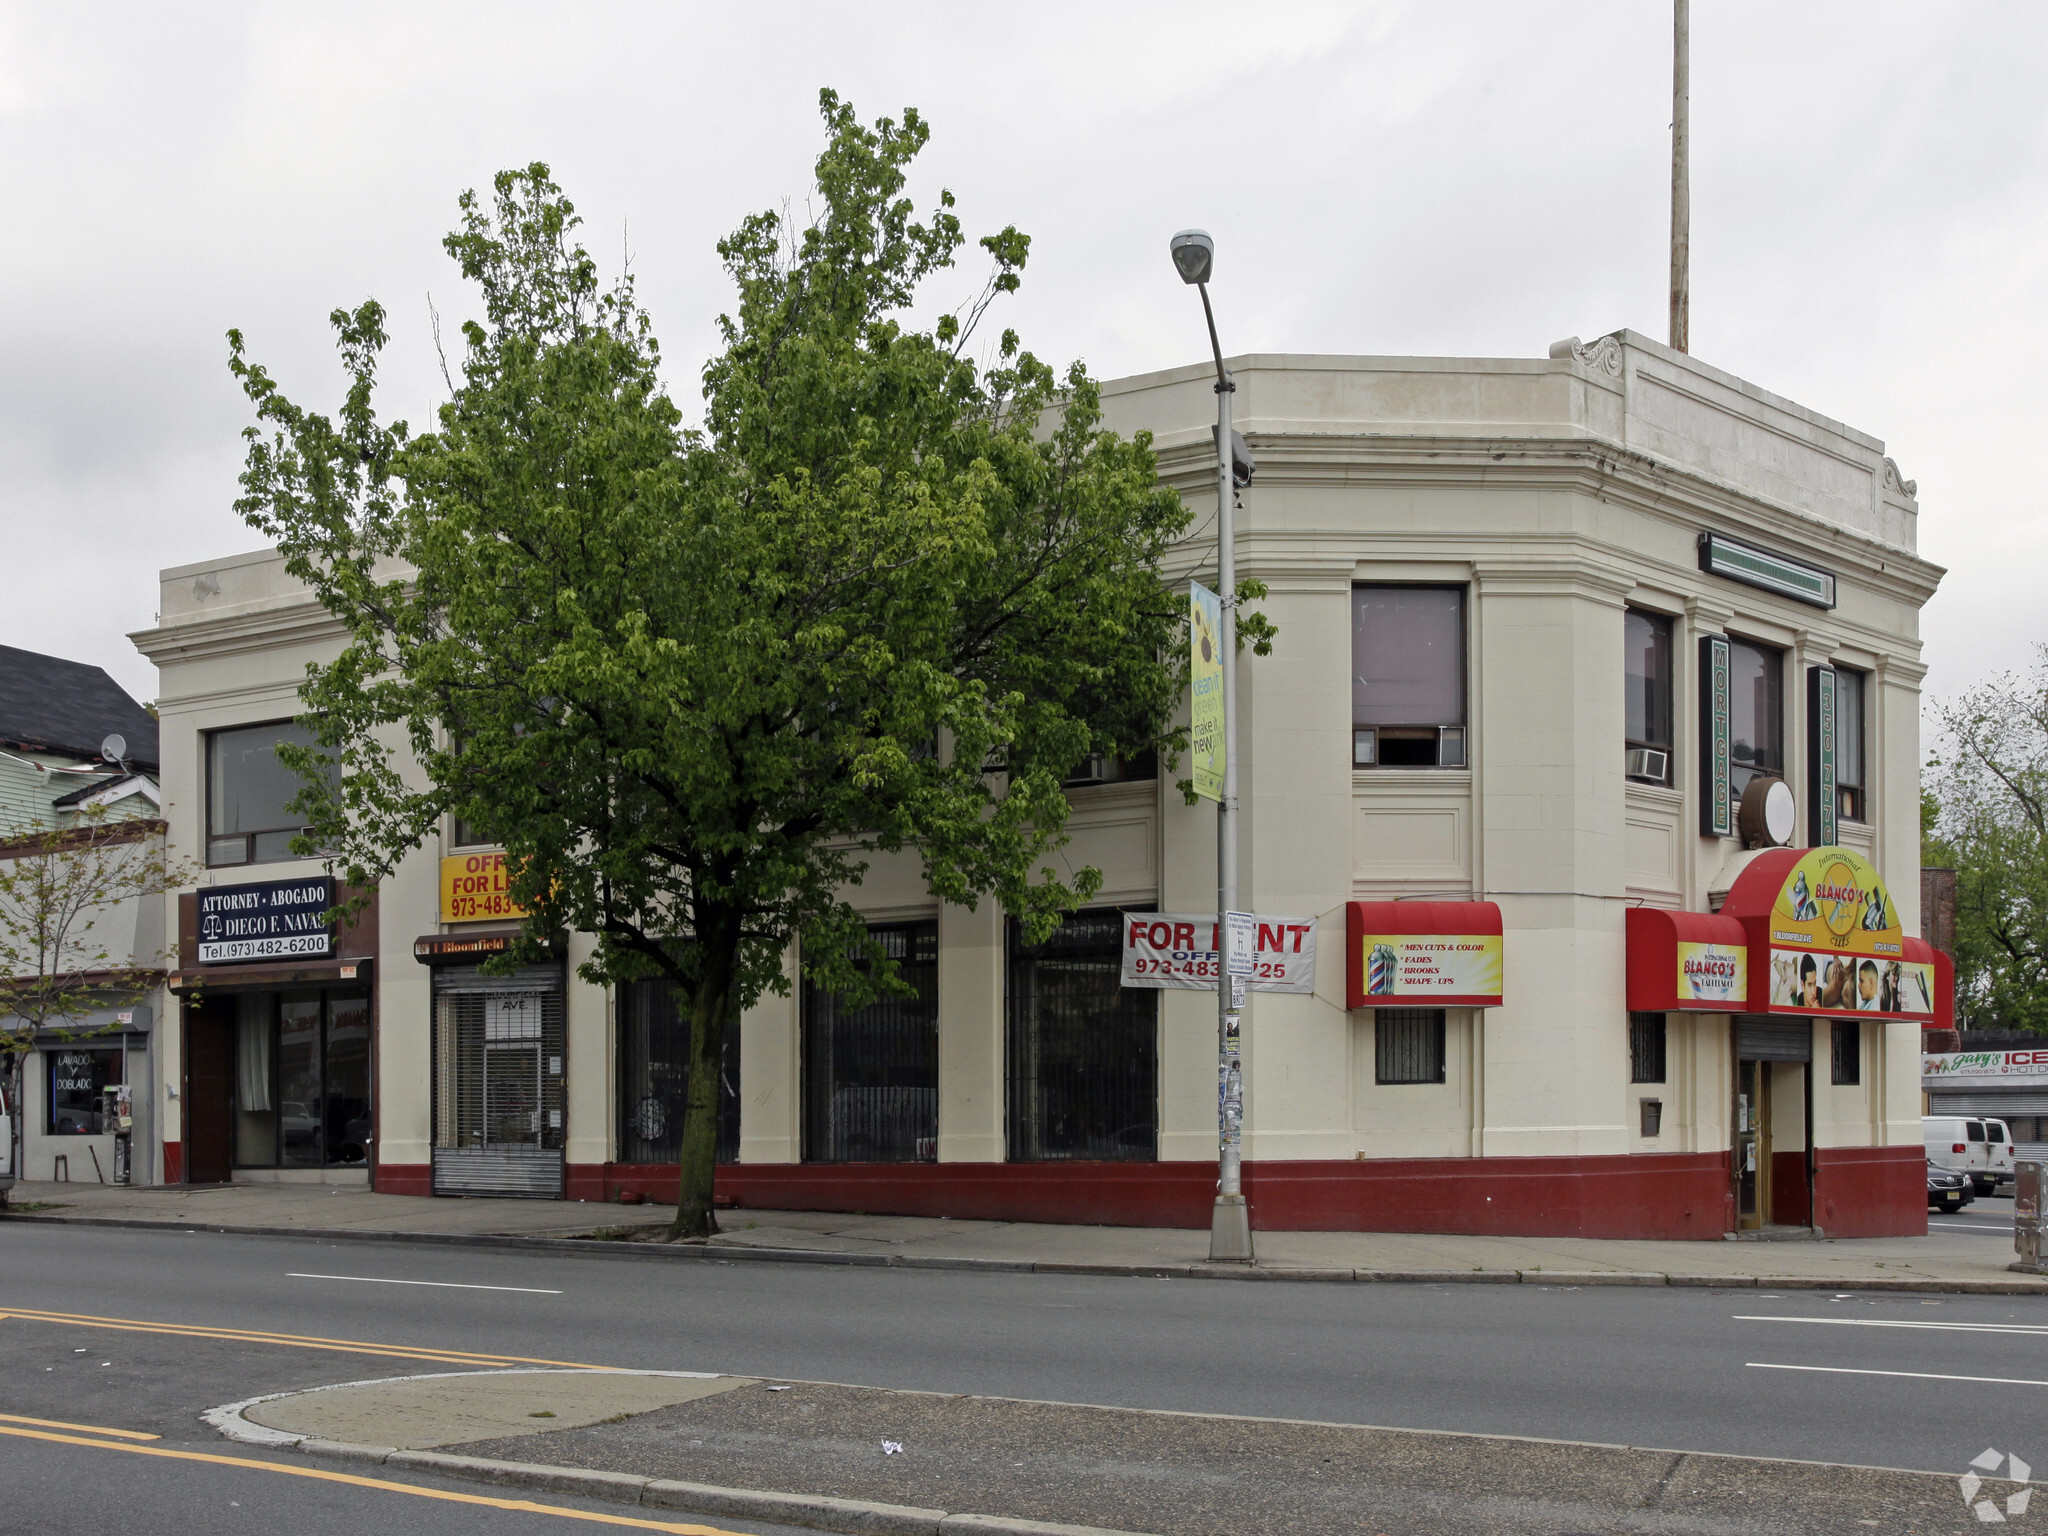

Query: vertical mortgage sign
[1190,580,1224,802]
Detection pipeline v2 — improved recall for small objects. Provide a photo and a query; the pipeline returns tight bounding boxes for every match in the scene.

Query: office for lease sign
[440,852,530,923]
[1121,913,1316,993]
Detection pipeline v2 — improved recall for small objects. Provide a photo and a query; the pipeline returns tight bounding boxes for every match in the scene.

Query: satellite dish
[1737,776,1798,849]
[101,734,127,764]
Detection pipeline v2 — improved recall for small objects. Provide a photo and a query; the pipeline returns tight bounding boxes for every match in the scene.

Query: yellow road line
[0,1424,748,1535]
[0,1412,158,1440]
[3,1307,609,1370]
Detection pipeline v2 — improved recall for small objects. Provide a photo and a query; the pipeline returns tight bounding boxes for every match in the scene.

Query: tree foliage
[1925,645,2048,1032]
[228,92,1199,1235]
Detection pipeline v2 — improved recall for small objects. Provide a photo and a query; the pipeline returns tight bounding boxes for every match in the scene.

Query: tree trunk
[671,940,736,1240]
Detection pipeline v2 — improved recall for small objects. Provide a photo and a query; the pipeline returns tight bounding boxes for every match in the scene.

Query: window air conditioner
[1626,747,1669,782]
[1066,753,1111,786]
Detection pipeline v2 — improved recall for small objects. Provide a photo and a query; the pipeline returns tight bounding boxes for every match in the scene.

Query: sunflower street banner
[1189,581,1224,802]
[1121,913,1317,993]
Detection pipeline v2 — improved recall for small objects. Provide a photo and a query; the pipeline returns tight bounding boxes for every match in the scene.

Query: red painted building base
[372,1147,1927,1240]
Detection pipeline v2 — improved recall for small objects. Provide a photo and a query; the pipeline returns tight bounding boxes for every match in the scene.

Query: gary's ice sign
[1120,913,1317,994]
[197,876,335,964]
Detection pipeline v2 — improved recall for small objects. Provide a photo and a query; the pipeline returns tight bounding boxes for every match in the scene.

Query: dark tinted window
[1006,910,1157,1161]
[207,721,338,867]
[1629,1012,1667,1084]
[1625,610,1674,753]
[47,1047,120,1134]
[1833,669,1866,821]
[1830,1020,1860,1085]
[1727,638,1783,795]
[802,922,938,1163]
[616,977,739,1165]
[1375,1009,1446,1085]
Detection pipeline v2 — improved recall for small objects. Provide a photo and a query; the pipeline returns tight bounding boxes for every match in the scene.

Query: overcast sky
[3,2,2041,708]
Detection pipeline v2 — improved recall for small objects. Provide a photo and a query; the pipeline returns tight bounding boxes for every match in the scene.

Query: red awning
[1345,901,1504,1009]
[1625,907,1750,1012]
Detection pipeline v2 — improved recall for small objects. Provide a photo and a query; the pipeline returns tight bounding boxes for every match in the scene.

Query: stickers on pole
[1189,581,1224,802]
[1121,913,1317,993]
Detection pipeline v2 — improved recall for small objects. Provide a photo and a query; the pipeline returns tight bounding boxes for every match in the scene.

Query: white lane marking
[286,1273,562,1295]
[1928,1222,2012,1232]
[1750,1363,2048,1388]
[1736,1315,2048,1336]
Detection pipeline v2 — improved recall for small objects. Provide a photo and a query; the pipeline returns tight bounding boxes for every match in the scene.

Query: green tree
[1925,645,2048,1032]
[228,92,1202,1236]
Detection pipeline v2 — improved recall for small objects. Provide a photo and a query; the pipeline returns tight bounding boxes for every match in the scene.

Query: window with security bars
[617,978,741,1164]
[1375,1009,1446,1085]
[1629,1012,1668,1084]
[801,921,939,1163]
[433,991,567,1151]
[1831,1020,1861,1086]
[1006,910,1157,1162]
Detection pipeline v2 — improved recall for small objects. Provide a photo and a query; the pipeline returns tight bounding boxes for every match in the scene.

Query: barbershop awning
[1625,907,1750,1012]
[1345,901,1503,1009]
[1704,847,1946,1023]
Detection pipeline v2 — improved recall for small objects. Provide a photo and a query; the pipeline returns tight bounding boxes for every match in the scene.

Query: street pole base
[1208,1194,1255,1263]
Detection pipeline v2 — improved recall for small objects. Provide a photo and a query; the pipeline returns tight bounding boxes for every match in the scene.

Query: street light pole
[1171,228,1254,1263]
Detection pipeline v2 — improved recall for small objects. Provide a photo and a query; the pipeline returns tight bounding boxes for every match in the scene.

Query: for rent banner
[1121,913,1317,993]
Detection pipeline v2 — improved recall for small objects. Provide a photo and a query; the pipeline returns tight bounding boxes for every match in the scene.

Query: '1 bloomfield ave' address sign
[197,876,335,964]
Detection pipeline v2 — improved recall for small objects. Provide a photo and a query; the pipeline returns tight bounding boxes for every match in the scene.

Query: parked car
[1927,1162,1973,1214]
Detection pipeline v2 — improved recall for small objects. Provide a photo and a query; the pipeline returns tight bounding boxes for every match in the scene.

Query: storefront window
[1833,669,1866,822]
[1624,609,1674,783]
[616,977,739,1165]
[47,1047,120,1134]
[802,921,938,1163]
[1727,637,1783,796]
[231,988,372,1167]
[1375,1010,1446,1084]
[1352,586,1466,768]
[206,721,338,867]
[1006,910,1157,1161]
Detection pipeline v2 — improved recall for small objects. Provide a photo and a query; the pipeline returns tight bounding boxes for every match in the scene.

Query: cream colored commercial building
[134,329,1942,1236]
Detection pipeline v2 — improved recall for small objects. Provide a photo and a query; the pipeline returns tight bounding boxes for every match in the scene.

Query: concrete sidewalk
[6,1178,2041,1291]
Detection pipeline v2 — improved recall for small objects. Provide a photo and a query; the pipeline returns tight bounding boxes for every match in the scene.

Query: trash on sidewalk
[882,1440,904,1455]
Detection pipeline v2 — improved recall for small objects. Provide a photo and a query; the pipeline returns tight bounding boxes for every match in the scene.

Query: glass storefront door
[231,988,373,1169]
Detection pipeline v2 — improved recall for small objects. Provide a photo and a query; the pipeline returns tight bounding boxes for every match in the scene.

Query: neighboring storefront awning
[1345,901,1503,1008]
[1712,847,1948,1023]
[1625,907,1750,1012]
[169,957,370,992]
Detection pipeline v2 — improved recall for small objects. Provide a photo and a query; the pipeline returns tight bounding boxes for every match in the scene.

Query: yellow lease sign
[1190,580,1224,802]
[439,852,529,923]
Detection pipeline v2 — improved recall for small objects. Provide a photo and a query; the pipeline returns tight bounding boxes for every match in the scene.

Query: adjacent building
[131,328,1946,1236]
[0,644,168,1184]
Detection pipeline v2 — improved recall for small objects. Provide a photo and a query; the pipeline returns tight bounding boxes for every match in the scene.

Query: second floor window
[206,721,336,867]
[1625,609,1674,784]
[1353,586,1466,768]
[1832,668,1866,821]
[1727,637,1783,797]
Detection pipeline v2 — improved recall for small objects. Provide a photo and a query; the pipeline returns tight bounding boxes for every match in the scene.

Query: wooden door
[184,1000,233,1184]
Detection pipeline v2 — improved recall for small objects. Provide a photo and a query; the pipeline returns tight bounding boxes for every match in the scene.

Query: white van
[1925,1116,2016,1195]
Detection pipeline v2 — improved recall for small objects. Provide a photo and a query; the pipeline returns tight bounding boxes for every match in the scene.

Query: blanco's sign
[1121,913,1317,994]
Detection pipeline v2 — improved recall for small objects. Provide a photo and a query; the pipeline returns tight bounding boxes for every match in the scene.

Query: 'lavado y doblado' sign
[1121,913,1317,993]
[198,876,334,963]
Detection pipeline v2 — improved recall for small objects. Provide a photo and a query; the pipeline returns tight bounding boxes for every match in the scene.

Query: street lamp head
[1170,228,1214,286]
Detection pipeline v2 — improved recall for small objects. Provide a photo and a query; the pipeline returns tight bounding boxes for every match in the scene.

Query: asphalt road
[3,1217,2045,1532]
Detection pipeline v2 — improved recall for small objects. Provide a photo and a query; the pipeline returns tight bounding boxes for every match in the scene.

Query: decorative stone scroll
[1881,456,1918,500]
[1547,333,1624,377]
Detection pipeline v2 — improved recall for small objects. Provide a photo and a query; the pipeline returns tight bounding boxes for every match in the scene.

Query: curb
[8,1210,2047,1295]
[275,1435,1144,1536]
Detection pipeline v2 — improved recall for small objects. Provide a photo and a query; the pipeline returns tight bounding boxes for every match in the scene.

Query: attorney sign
[197,876,335,963]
